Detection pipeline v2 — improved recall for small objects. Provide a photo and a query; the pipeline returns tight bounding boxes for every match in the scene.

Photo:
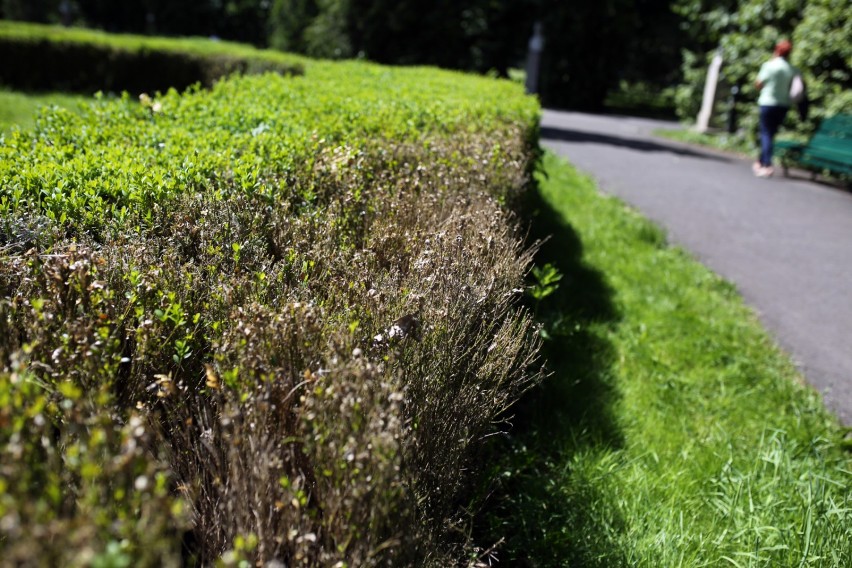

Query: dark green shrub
[0,21,303,94]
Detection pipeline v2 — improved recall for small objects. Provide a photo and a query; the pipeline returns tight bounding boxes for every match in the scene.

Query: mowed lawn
[0,89,93,133]
[483,151,852,567]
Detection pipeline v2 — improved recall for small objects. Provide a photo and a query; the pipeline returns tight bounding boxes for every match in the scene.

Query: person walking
[753,39,797,178]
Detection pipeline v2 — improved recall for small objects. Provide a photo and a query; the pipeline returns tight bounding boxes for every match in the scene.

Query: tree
[270,0,533,75]
[75,0,148,32]
[536,0,636,110]
[214,0,272,46]
[303,0,351,58]
[1,0,61,23]
[792,0,852,118]
[674,0,850,138]
[345,0,470,67]
[622,0,688,86]
[3,1,273,44]
[269,0,318,52]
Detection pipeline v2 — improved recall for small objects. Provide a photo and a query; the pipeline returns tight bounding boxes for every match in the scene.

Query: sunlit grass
[0,89,92,133]
[655,127,758,157]
[604,80,677,119]
[482,151,852,566]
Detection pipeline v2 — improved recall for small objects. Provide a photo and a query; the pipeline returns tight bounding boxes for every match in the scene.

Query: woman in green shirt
[754,40,797,178]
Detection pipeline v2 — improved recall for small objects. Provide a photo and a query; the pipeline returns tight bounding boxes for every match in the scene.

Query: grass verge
[0,89,92,133]
[482,151,852,566]
[655,127,850,187]
[604,81,678,120]
[654,127,757,157]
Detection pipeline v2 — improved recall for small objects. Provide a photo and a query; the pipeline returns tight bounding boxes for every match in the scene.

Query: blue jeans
[758,106,789,167]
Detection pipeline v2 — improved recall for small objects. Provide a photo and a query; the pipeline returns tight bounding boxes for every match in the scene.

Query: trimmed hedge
[0,47,543,566]
[0,21,304,93]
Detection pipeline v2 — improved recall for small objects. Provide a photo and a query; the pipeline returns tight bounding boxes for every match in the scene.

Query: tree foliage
[300,0,534,74]
[675,0,850,137]
[5,1,847,126]
[1,0,272,45]
[268,0,318,53]
[272,0,686,110]
[793,0,852,118]
[537,0,632,110]
[0,0,693,111]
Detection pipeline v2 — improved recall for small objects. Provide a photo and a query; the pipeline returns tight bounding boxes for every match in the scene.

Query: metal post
[525,22,544,95]
[59,0,72,26]
[726,84,740,134]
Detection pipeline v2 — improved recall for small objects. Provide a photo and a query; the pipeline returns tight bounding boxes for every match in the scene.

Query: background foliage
[0,0,684,111]
[2,0,850,116]
[675,0,851,145]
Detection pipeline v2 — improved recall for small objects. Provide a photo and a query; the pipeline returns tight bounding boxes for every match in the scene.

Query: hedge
[0,21,304,93]
[0,44,543,566]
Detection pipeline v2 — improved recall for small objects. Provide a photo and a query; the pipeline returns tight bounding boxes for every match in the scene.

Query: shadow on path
[475,178,629,566]
[541,125,731,162]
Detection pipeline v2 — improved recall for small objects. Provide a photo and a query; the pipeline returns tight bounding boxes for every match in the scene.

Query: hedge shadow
[476,171,629,565]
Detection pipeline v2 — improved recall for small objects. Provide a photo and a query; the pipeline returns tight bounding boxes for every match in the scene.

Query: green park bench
[776,113,852,182]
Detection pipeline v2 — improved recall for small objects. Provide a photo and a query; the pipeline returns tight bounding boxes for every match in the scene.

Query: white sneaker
[755,166,774,178]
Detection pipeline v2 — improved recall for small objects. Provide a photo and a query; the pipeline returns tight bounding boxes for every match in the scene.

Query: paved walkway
[541,109,852,426]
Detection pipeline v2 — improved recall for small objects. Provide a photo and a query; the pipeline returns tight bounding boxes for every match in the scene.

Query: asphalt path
[541,109,852,426]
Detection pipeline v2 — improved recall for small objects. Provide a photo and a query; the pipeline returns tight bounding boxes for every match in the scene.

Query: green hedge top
[1,56,539,237]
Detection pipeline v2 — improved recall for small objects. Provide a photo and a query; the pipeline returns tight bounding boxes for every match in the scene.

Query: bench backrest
[808,114,852,161]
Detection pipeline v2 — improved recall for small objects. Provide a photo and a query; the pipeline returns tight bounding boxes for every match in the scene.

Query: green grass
[483,151,852,566]
[604,81,677,119]
[653,126,813,162]
[654,128,850,186]
[0,89,93,133]
[654,127,758,157]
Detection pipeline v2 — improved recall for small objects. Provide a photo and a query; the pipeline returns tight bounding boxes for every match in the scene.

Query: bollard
[525,22,544,95]
[59,0,72,26]
[727,84,740,134]
[696,48,723,133]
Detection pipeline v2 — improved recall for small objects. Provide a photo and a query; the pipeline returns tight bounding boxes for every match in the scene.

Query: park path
[541,109,852,426]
